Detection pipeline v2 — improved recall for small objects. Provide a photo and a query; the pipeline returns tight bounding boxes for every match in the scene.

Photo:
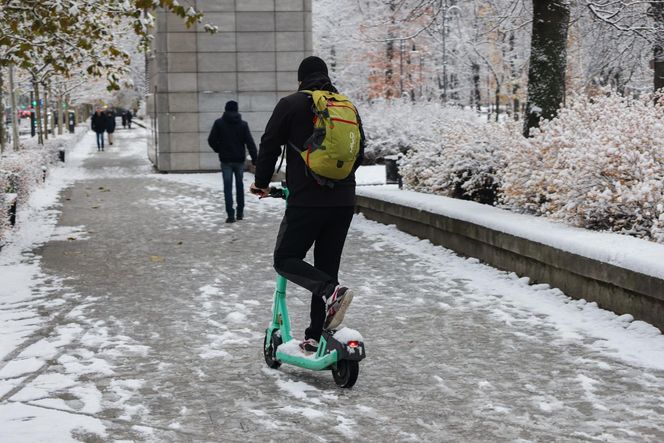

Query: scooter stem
[274,274,292,342]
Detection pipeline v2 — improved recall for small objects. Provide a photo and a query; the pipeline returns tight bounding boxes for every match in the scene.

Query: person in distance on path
[207,100,258,223]
[91,108,107,151]
[250,56,365,353]
[105,109,116,145]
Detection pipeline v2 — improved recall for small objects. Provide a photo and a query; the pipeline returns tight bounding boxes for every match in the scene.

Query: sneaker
[225,217,235,223]
[299,338,318,353]
[324,286,353,330]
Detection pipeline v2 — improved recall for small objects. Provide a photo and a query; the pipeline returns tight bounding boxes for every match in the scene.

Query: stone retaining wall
[356,195,664,331]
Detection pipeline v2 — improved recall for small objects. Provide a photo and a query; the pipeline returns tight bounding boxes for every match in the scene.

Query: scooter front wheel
[264,329,282,369]
[332,360,359,388]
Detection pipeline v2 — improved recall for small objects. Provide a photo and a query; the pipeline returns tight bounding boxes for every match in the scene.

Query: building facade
[147,0,312,172]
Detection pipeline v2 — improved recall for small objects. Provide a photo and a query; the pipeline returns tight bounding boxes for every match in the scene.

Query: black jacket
[208,111,258,164]
[254,73,365,207]
[91,112,107,133]
[106,111,116,133]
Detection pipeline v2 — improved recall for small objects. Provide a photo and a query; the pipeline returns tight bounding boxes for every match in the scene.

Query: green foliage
[0,0,212,89]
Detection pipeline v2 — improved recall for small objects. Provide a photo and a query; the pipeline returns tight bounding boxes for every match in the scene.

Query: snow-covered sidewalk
[1,129,664,442]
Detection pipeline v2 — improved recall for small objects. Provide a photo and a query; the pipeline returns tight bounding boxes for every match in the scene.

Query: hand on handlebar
[250,183,269,198]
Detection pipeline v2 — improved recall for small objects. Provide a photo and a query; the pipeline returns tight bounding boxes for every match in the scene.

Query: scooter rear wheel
[263,330,282,369]
[332,360,359,388]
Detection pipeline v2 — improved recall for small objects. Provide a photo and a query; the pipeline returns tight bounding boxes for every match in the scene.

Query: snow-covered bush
[1,149,57,203]
[359,99,480,163]
[399,119,514,205]
[500,91,664,240]
[0,139,65,242]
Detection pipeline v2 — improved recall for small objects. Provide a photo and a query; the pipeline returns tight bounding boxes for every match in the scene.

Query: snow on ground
[0,128,92,363]
[0,127,157,442]
[353,213,664,371]
[358,185,664,280]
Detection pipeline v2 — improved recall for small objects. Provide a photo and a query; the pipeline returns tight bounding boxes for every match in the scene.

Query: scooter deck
[276,339,338,371]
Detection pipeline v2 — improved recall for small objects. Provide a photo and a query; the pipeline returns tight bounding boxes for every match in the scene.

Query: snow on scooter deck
[277,339,319,359]
[276,327,364,359]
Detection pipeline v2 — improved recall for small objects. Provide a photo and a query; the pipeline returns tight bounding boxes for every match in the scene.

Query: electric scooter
[259,186,366,388]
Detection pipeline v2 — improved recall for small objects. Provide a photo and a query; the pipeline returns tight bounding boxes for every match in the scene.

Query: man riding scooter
[251,56,365,353]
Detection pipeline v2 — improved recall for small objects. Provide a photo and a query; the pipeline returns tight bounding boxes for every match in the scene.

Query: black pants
[274,206,354,340]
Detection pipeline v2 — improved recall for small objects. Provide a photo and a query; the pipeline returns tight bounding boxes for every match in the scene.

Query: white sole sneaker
[325,289,353,330]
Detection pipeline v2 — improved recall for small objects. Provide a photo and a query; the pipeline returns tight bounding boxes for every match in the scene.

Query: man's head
[297,56,328,82]
[225,100,238,112]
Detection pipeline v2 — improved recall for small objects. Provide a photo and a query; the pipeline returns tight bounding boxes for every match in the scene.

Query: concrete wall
[356,195,664,331]
[148,1,312,172]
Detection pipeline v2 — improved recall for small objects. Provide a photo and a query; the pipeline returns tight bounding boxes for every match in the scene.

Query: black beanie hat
[225,100,238,112]
[297,56,328,81]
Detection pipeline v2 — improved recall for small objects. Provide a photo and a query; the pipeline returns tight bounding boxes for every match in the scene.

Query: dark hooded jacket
[254,73,365,207]
[91,112,107,133]
[207,111,258,164]
[106,111,116,133]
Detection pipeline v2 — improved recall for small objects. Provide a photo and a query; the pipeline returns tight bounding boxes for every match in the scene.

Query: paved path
[1,128,664,442]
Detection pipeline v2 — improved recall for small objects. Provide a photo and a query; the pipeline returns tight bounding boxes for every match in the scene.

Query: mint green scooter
[260,187,366,388]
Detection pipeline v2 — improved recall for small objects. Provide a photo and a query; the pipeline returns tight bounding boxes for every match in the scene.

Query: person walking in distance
[251,56,365,353]
[105,109,116,145]
[91,108,107,151]
[207,100,258,223]
[126,110,132,129]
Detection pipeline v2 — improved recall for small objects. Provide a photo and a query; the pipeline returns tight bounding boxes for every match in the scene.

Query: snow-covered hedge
[399,120,513,205]
[500,92,664,241]
[0,134,80,243]
[395,91,664,243]
[359,99,480,162]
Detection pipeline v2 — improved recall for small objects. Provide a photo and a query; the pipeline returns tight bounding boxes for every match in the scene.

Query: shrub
[0,141,62,243]
[499,91,664,240]
[399,119,513,205]
[359,99,480,163]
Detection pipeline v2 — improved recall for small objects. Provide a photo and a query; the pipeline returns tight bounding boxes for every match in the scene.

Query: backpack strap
[288,141,334,188]
[288,90,335,188]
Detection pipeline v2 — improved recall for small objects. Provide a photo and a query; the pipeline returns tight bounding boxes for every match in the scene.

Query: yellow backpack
[290,90,361,186]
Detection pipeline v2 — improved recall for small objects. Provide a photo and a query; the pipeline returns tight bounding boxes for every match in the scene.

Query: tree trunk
[9,65,20,150]
[495,84,501,122]
[523,0,570,137]
[330,46,337,73]
[509,33,520,121]
[57,95,63,135]
[513,91,520,121]
[471,63,481,111]
[385,0,396,98]
[0,68,5,153]
[34,82,44,145]
[43,87,49,140]
[653,3,664,93]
